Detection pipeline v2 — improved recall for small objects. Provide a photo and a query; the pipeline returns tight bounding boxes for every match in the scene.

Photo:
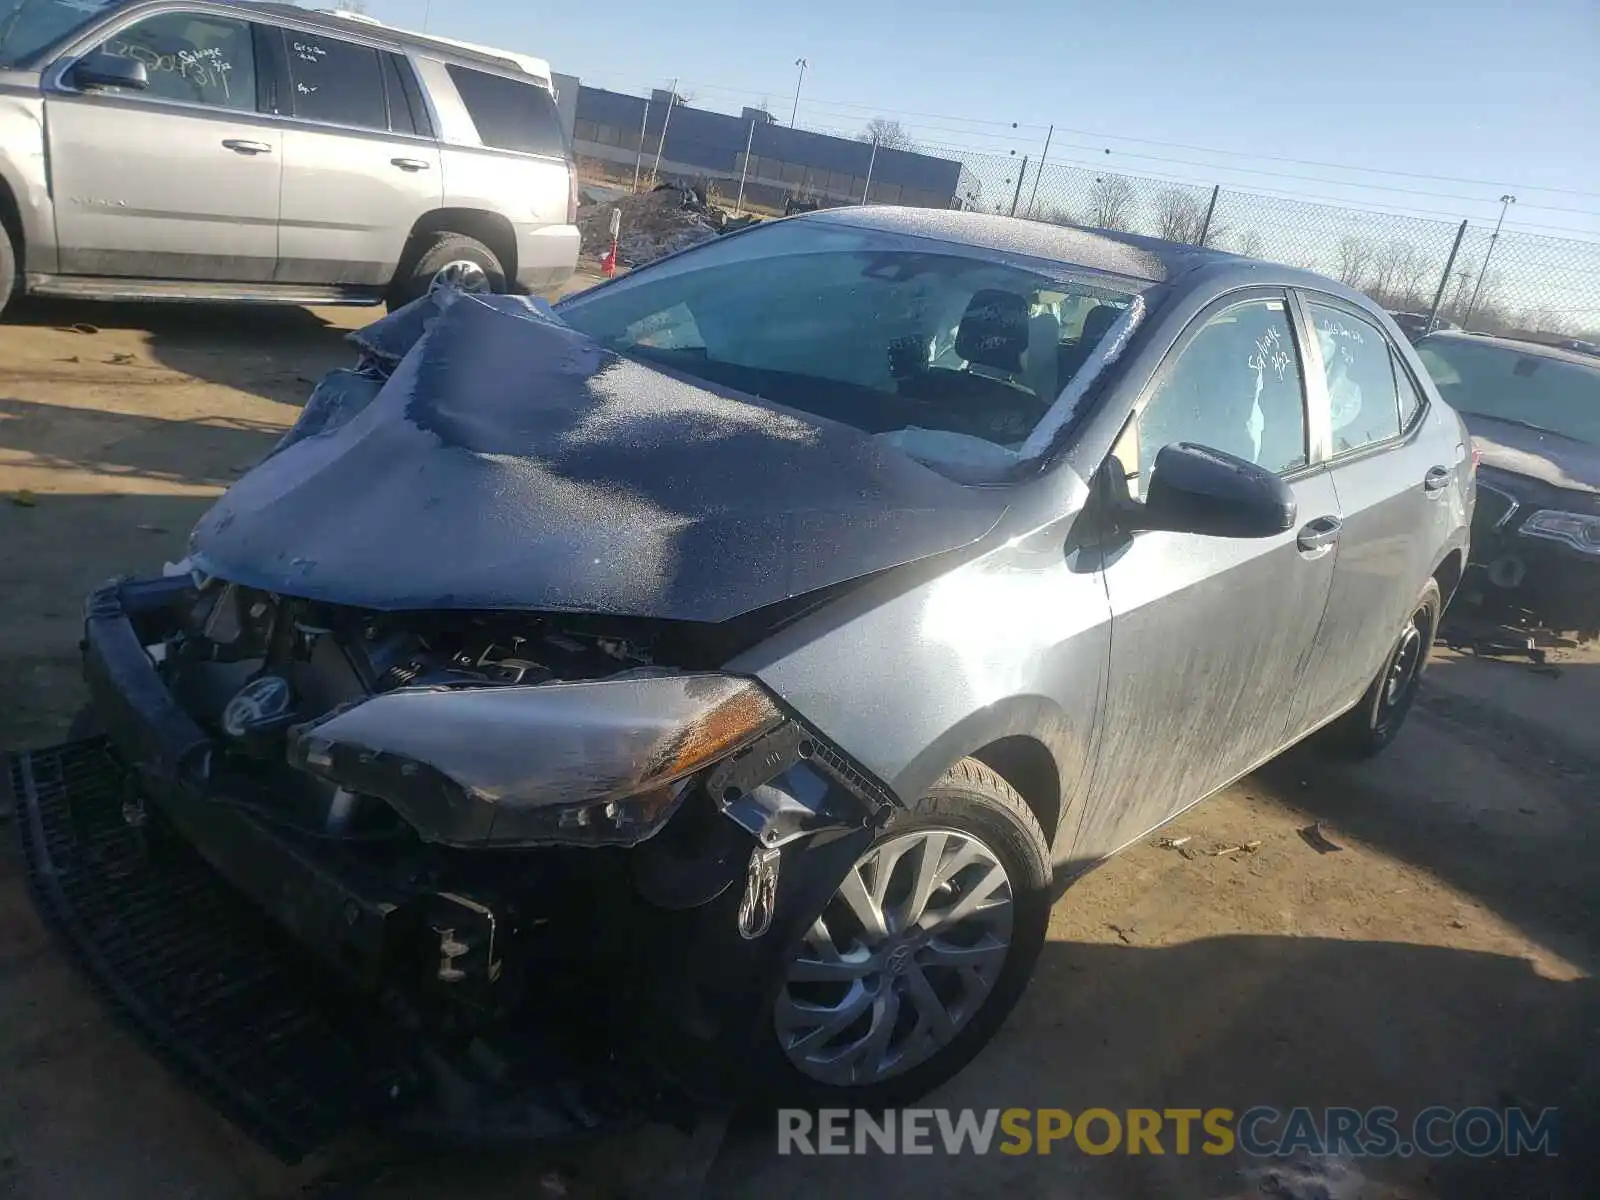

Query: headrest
[1079,304,1122,348]
[955,289,1029,373]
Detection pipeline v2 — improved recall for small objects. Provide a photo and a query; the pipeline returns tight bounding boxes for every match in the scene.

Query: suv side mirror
[1130,442,1296,538]
[70,52,149,92]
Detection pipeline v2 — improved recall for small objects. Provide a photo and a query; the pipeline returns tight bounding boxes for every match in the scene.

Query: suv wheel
[0,221,18,314]
[763,758,1052,1108]
[1323,578,1441,759]
[387,232,506,311]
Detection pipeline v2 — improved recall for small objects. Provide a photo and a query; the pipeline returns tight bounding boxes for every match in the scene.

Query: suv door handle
[221,139,272,155]
[391,157,431,172]
[1423,466,1451,494]
[1297,515,1342,554]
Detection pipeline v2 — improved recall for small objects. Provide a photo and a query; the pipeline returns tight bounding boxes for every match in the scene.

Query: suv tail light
[567,161,579,225]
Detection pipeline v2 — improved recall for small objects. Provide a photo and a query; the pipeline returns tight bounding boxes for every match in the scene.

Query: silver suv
[0,0,580,311]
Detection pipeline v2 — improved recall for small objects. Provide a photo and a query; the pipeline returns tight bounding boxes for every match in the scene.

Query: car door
[1073,291,1343,861]
[269,27,442,286]
[44,8,279,281]
[1292,294,1456,713]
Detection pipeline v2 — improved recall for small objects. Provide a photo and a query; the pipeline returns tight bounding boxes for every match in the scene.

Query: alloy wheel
[430,260,491,295]
[775,828,1015,1087]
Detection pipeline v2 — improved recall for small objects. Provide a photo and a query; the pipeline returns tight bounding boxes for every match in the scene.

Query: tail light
[567,160,579,225]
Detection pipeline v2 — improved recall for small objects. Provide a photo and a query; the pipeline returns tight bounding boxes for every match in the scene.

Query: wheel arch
[1432,547,1465,612]
[395,208,518,287]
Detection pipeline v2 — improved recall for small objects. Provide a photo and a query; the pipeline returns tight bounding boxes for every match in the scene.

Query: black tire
[1323,579,1442,759]
[0,220,17,315]
[758,757,1053,1109]
[385,231,506,311]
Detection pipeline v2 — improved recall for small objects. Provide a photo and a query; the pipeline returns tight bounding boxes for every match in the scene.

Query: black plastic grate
[7,739,408,1163]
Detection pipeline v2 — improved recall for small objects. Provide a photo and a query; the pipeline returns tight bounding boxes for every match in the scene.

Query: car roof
[1417,329,1600,370]
[801,205,1360,301]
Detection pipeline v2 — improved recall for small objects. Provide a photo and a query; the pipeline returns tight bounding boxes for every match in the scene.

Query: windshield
[557,219,1148,474]
[0,0,117,67]
[1416,337,1600,447]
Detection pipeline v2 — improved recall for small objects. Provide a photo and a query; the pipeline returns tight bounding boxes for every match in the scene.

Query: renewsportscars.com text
[777,1106,1559,1158]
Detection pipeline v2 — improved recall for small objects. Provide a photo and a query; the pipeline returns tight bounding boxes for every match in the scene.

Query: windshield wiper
[1462,412,1577,441]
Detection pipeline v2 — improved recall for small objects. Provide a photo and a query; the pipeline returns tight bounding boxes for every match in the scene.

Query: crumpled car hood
[188,293,1006,621]
[1466,414,1600,497]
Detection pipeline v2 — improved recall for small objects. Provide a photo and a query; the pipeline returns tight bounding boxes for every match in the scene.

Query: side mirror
[70,52,149,92]
[1131,442,1296,538]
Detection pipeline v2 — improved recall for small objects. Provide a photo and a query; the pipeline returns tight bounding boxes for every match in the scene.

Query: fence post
[648,78,678,189]
[736,119,755,215]
[1024,125,1053,218]
[861,136,879,206]
[1197,184,1221,247]
[631,101,651,193]
[1008,156,1028,217]
[1426,220,1468,334]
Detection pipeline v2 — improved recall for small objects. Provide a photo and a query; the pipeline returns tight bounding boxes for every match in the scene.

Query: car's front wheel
[765,758,1052,1108]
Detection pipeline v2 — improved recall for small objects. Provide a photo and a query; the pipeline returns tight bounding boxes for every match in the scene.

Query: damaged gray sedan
[8,208,1474,1160]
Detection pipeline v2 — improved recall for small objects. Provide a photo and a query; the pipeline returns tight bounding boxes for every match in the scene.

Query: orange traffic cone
[601,241,618,277]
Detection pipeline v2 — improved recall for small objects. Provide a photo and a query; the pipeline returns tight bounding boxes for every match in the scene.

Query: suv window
[381,51,431,136]
[100,11,257,111]
[1117,297,1308,493]
[283,31,386,130]
[1308,302,1402,454]
[446,64,565,156]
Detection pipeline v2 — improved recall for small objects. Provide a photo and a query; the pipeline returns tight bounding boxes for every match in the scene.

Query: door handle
[1297,515,1342,554]
[221,139,272,155]
[391,157,431,172]
[1423,466,1451,494]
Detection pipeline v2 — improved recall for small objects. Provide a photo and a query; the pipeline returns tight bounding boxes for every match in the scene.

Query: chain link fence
[953,149,1600,341]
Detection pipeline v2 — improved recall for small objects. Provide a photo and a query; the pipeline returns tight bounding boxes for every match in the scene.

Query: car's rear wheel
[1324,579,1441,759]
[386,232,506,311]
[763,758,1052,1108]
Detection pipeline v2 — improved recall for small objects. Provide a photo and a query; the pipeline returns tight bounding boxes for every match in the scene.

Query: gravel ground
[0,292,1595,1200]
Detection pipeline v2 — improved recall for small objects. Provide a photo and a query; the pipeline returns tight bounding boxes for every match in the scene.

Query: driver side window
[99,12,258,111]
[1115,297,1308,498]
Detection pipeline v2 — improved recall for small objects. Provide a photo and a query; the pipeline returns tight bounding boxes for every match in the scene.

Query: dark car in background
[8,209,1473,1161]
[1416,331,1600,638]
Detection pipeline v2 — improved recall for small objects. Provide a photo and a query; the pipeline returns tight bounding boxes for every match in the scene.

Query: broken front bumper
[9,577,884,1160]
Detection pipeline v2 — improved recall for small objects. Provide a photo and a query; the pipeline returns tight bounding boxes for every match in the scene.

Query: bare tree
[1086,175,1137,231]
[858,118,916,151]
[1153,189,1207,243]
[1368,240,1413,308]
[1336,236,1373,288]
[1234,229,1265,259]
[1397,248,1435,311]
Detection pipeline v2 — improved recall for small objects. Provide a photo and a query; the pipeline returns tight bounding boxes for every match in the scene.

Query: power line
[654,77,1600,202]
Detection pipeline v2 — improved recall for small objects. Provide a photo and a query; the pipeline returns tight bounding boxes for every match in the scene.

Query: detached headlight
[288,674,781,847]
[1520,509,1600,556]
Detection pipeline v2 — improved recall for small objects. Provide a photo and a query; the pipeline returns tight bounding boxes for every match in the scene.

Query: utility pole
[648,78,678,189]
[736,118,756,214]
[1024,125,1052,218]
[1425,220,1468,334]
[1008,157,1028,217]
[861,136,879,205]
[1463,194,1514,331]
[1197,185,1221,247]
[631,100,651,193]
[789,58,807,127]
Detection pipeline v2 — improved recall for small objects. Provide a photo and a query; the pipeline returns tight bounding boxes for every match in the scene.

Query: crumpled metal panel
[189,292,1006,620]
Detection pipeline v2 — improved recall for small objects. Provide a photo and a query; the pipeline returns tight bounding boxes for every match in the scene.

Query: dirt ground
[0,294,1596,1200]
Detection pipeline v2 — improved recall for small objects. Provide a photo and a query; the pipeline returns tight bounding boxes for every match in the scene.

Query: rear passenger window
[100,12,257,111]
[1393,351,1423,428]
[447,65,566,156]
[1308,303,1402,453]
[1120,297,1308,493]
[284,33,386,130]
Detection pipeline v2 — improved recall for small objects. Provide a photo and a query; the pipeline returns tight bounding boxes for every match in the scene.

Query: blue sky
[353,0,1597,240]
